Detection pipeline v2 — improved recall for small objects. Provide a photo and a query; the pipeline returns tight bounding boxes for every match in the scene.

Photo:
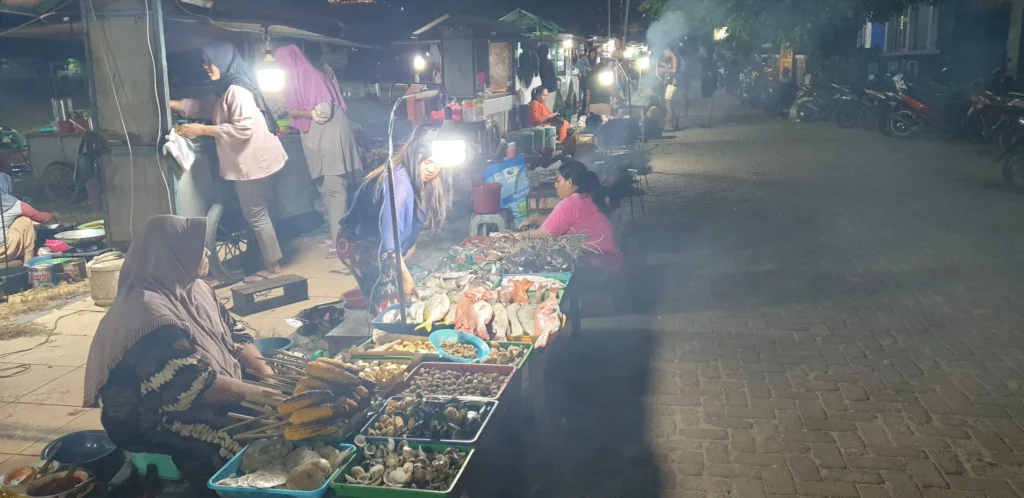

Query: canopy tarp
[498,9,565,37]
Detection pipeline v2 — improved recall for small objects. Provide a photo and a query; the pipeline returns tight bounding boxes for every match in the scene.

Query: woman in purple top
[336,125,452,312]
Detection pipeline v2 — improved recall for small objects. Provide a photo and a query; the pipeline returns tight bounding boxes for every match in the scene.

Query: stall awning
[0,0,66,16]
[498,9,565,37]
[411,13,525,39]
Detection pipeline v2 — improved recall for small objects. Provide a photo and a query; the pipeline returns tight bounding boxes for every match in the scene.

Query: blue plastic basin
[429,329,490,363]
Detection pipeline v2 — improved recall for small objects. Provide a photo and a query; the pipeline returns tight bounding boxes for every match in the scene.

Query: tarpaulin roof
[498,9,566,37]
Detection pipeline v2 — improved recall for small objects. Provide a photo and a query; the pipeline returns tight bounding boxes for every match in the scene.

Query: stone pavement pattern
[621,97,1024,497]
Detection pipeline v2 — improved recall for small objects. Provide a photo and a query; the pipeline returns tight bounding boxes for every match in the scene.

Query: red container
[342,287,366,309]
[57,119,90,134]
[471,183,502,214]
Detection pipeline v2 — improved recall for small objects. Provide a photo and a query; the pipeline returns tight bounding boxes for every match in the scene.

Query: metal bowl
[53,229,105,247]
[40,431,123,483]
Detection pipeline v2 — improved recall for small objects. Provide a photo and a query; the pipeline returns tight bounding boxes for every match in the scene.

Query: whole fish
[468,301,494,340]
[506,303,524,337]
[511,279,533,304]
[517,304,536,337]
[442,300,458,324]
[409,301,426,324]
[491,303,510,341]
[454,291,480,332]
[534,286,564,348]
[415,293,450,332]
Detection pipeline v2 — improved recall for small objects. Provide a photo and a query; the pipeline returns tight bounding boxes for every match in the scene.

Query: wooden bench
[230,274,308,316]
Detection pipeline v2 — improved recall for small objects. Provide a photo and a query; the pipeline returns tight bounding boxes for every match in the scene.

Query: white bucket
[87,252,125,307]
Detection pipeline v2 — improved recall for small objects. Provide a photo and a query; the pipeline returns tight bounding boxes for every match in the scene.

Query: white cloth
[162,130,195,171]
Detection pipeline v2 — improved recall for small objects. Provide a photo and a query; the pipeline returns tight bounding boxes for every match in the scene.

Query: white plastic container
[87,252,125,307]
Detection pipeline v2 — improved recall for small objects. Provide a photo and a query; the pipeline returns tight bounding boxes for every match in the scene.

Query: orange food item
[511,279,534,304]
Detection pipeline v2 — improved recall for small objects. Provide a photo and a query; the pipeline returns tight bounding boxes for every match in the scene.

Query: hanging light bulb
[562,37,574,50]
[598,69,615,87]
[413,54,427,72]
[256,31,285,92]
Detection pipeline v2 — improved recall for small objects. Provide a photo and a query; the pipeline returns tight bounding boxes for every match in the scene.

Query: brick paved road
[529,96,1024,497]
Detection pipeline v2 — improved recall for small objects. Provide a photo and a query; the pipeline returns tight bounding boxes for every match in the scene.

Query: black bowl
[40,430,125,483]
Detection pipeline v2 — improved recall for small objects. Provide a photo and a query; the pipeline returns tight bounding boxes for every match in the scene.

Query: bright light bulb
[413,55,427,72]
[598,69,615,87]
[257,67,285,92]
[562,38,574,49]
[605,39,616,53]
[431,139,466,168]
[637,56,650,70]
[624,47,635,59]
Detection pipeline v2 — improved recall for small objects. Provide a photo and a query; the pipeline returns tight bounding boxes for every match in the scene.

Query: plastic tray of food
[359,396,498,445]
[386,362,515,400]
[329,443,473,498]
[484,342,533,369]
[207,441,356,498]
[351,334,436,358]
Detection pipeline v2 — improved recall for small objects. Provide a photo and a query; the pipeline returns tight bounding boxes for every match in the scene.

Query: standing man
[699,46,719,127]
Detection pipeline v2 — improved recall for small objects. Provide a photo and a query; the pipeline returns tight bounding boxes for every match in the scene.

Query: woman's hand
[519,217,536,229]
[169,100,184,112]
[402,269,418,299]
[176,123,214,139]
[288,109,314,120]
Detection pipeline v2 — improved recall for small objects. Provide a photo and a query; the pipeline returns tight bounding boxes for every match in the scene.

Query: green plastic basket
[329,443,474,498]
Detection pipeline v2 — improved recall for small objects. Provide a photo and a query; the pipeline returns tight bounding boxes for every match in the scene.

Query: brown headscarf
[83,215,243,408]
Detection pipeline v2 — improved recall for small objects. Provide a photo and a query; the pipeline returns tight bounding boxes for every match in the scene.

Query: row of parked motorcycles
[731,67,1024,191]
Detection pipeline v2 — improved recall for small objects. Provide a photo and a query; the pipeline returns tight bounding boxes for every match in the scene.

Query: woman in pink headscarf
[274,44,362,245]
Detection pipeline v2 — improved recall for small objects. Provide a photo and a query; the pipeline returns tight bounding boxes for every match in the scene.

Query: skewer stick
[235,432,283,441]
[250,371,298,385]
[241,401,275,414]
[235,419,289,438]
[255,356,308,368]
[242,379,290,393]
[271,349,309,361]
[223,412,277,432]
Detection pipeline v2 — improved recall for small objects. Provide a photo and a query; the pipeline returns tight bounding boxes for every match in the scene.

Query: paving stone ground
[521,95,1024,497]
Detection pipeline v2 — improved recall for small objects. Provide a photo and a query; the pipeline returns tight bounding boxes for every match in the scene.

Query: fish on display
[415,293,450,332]
[491,303,510,341]
[468,301,494,340]
[409,301,426,324]
[517,303,536,337]
[534,286,565,348]
[454,290,480,332]
[506,303,524,337]
[511,279,533,304]
[442,300,458,324]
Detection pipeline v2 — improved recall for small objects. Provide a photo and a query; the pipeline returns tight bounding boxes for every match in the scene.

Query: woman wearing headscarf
[84,215,277,497]
[337,124,452,312]
[0,172,55,264]
[171,42,287,282]
[273,44,362,245]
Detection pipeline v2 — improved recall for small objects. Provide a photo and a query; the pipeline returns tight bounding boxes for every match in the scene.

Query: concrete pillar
[82,0,174,245]
[1008,0,1024,76]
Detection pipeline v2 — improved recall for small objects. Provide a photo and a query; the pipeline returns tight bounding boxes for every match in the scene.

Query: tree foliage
[640,0,932,53]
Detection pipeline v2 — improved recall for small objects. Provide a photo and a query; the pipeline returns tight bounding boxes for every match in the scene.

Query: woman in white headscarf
[0,172,55,264]
[83,215,275,496]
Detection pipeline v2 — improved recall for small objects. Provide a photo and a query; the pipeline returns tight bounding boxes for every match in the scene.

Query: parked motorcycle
[885,73,972,139]
[828,83,862,129]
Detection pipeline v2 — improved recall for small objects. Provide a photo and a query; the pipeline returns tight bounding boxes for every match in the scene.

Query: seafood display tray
[491,341,533,369]
[386,363,516,401]
[207,441,356,498]
[329,443,474,498]
[359,396,499,445]
[494,272,572,303]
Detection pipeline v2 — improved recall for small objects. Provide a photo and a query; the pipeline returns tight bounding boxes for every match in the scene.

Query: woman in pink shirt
[171,42,286,282]
[520,161,622,271]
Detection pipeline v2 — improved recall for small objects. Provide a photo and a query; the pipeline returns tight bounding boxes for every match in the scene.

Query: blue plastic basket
[207,441,355,498]
[428,329,490,363]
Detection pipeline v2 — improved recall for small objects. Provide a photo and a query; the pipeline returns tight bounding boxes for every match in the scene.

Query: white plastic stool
[469,211,510,236]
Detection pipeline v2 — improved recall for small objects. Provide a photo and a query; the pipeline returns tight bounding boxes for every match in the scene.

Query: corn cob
[293,378,330,395]
[306,361,361,385]
[283,423,338,442]
[337,397,358,410]
[277,390,333,417]
[288,404,343,425]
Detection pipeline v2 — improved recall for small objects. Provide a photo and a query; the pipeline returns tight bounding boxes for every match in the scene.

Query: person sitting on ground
[0,172,55,264]
[528,86,570,142]
[84,215,277,498]
[519,161,622,271]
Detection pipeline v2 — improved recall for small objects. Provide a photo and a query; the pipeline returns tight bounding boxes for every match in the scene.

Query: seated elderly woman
[528,86,570,142]
[1,172,56,264]
[83,215,277,497]
[519,161,622,271]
